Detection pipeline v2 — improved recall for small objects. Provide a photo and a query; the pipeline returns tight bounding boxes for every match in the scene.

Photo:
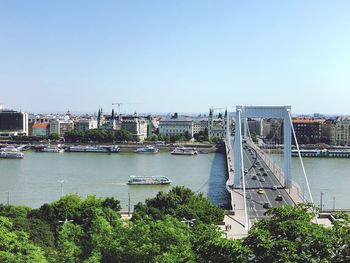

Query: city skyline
[1,1,350,114]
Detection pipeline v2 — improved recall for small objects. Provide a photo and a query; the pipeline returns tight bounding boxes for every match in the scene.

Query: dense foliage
[0,188,350,262]
[146,132,192,143]
[64,129,135,143]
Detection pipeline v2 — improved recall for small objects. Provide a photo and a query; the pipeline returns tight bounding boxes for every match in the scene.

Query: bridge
[222,106,315,238]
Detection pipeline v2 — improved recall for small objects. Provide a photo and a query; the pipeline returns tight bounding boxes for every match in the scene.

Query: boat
[68,145,120,153]
[0,146,24,159]
[41,146,64,153]
[292,149,350,158]
[127,175,172,185]
[171,146,198,155]
[134,145,159,153]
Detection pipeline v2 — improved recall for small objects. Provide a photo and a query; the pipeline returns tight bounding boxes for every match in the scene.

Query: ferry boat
[127,176,172,185]
[0,146,24,159]
[134,145,159,153]
[292,149,350,158]
[171,146,198,155]
[41,146,64,153]
[68,145,120,153]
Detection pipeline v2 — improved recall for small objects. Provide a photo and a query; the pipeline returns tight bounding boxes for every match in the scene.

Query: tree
[133,186,224,225]
[49,133,60,140]
[191,223,250,263]
[244,203,334,262]
[0,216,47,262]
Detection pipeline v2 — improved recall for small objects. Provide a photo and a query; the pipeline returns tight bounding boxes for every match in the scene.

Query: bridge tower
[233,106,292,189]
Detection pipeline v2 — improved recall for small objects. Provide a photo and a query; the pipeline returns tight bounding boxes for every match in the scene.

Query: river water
[0,151,229,209]
[269,153,350,210]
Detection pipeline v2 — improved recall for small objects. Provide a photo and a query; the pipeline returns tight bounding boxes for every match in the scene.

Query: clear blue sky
[1,1,350,115]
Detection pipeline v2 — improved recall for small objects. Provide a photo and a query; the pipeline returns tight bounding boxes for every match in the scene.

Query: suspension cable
[288,112,314,204]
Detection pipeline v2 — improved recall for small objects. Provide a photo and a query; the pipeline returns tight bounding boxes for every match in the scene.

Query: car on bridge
[276,194,283,201]
[263,202,271,209]
[257,188,264,194]
[259,167,265,171]
[262,172,268,177]
[252,175,258,180]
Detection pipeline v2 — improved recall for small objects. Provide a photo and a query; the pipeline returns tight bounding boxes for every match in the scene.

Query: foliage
[49,133,60,140]
[194,128,209,142]
[0,216,47,262]
[64,128,134,143]
[146,133,192,142]
[0,204,31,218]
[244,203,334,262]
[2,192,350,262]
[191,223,251,263]
[133,186,225,225]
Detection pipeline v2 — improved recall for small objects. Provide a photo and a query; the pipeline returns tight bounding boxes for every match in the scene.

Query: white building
[74,120,98,131]
[121,117,148,141]
[50,120,74,136]
[159,118,194,137]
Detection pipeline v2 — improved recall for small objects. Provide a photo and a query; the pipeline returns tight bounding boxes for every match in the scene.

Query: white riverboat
[68,145,120,153]
[0,146,24,159]
[171,146,198,155]
[41,146,64,153]
[135,145,159,153]
[127,176,172,185]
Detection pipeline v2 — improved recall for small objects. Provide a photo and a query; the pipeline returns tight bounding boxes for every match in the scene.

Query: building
[0,108,29,137]
[292,118,323,145]
[193,119,208,134]
[159,118,194,138]
[334,116,350,146]
[32,123,50,137]
[320,119,336,145]
[208,108,228,140]
[50,120,74,136]
[74,120,98,131]
[121,117,148,141]
[248,118,263,136]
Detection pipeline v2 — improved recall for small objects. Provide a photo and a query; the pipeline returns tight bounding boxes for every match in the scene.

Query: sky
[1,1,350,115]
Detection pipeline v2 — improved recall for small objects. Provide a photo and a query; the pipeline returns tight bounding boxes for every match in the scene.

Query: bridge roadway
[241,140,295,222]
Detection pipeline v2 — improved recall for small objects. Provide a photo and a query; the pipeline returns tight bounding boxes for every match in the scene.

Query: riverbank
[0,141,220,153]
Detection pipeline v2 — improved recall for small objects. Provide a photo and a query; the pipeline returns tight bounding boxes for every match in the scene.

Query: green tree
[244,203,334,262]
[49,133,60,140]
[133,186,224,225]
[0,216,47,262]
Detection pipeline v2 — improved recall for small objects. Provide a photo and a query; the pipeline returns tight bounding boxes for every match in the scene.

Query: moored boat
[41,146,64,153]
[68,145,120,153]
[0,146,24,159]
[135,145,159,153]
[127,175,172,185]
[292,149,350,158]
[171,146,198,155]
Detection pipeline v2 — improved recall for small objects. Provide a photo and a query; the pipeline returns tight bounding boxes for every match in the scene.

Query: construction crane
[111,102,138,116]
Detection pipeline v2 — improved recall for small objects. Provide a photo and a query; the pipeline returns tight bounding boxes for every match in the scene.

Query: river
[269,153,350,210]
[0,151,229,209]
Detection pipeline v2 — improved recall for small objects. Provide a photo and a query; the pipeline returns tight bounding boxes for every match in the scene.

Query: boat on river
[0,146,24,159]
[134,145,159,153]
[68,145,120,153]
[41,146,64,153]
[292,149,350,158]
[171,146,198,155]
[127,175,172,185]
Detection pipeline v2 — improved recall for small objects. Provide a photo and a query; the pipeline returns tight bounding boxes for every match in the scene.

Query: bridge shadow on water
[207,153,231,209]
